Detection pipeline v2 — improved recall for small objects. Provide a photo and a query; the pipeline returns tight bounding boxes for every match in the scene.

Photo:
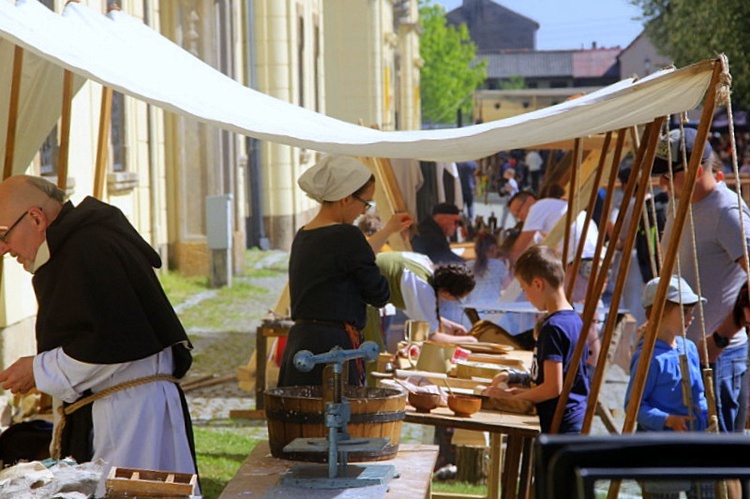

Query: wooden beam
[93,86,113,199]
[562,138,583,274]
[359,156,412,251]
[57,70,74,191]
[3,46,23,179]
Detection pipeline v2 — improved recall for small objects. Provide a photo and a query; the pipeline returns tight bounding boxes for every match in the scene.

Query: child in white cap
[625,274,713,498]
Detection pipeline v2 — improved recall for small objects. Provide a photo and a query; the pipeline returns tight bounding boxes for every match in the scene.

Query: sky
[433,0,645,51]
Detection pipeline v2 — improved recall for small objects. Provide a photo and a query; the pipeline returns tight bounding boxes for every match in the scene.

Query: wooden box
[105,467,197,498]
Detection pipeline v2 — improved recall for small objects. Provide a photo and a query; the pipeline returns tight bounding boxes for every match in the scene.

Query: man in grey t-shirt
[657,127,750,436]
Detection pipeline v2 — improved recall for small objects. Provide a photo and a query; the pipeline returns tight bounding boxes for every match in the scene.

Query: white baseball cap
[642,275,706,308]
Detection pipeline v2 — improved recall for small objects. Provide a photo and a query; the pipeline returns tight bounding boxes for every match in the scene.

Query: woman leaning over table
[277,156,392,388]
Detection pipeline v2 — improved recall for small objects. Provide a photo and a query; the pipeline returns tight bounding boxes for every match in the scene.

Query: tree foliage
[632,0,750,108]
[419,0,487,125]
[500,75,526,90]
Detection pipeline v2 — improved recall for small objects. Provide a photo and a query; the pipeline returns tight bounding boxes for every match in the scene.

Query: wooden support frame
[3,45,23,179]
[93,86,113,199]
[551,118,665,434]
[57,70,74,191]
[581,124,661,433]
[561,138,583,274]
[358,155,412,251]
[618,61,723,436]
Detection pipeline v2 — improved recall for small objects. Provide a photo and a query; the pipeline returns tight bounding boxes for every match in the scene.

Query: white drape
[0,0,715,172]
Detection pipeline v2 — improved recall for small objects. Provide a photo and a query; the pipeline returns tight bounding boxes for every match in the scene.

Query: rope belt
[51,373,179,460]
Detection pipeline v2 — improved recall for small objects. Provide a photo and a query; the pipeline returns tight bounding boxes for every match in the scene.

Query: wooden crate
[105,467,197,498]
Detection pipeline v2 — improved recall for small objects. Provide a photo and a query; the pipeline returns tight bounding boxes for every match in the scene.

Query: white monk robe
[34,346,197,496]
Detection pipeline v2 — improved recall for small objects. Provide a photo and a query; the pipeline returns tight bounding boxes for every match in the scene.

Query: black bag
[0,419,52,467]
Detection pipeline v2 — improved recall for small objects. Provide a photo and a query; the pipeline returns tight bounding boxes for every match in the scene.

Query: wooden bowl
[408,391,441,413]
[447,394,482,417]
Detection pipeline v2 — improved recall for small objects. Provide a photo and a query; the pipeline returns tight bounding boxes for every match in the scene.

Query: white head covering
[298,156,372,203]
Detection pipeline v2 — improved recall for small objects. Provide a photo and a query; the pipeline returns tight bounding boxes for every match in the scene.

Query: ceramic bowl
[408,391,441,413]
[447,394,482,417]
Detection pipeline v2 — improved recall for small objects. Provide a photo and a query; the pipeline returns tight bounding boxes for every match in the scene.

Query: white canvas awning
[0,0,716,171]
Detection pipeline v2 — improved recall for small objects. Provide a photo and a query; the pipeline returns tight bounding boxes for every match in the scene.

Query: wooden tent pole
[579,129,627,432]
[3,46,24,179]
[57,70,74,191]
[606,60,724,499]
[561,138,582,273]
[550,119,663,434]
[93,86,113,199]
[581,131,625,311]
[581,125,661,433]
[566,133,612,299]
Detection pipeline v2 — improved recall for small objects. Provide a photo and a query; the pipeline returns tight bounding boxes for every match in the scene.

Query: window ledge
[107,171,139,194]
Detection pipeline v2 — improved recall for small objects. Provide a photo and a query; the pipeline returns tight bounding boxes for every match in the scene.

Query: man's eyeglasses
[353,194,373,211]
[0,210,29,244]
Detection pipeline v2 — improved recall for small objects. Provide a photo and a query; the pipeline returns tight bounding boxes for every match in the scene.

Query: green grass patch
[194,426,262,499]
[432,480,488,495]
[159,271,208,306]
[158,249,288,331]
[177,280,269,330]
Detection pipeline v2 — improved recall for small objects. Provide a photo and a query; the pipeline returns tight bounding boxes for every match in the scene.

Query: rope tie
[51,373,179,460]
[715,54,732,108]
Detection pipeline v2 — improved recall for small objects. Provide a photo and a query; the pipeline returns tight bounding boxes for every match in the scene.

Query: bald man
[0,175,197,494]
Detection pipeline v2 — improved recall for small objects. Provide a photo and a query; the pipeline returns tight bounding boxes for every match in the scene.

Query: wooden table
[219,441,438,498]
[404,407,540,499]
[450,242,476,260]
[255,322,290,410]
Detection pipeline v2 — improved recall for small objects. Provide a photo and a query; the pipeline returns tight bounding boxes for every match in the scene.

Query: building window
[298,16,305,107]
[314,23,320,113]
[110,91,127,172]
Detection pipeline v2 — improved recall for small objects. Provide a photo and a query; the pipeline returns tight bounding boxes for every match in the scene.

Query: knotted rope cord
[673,118,699,433]
[51,373,179,460]
[660,118,698,434]
[702,51,738,499]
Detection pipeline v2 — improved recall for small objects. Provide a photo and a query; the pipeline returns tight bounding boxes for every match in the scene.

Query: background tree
[632,0,750,108]
[419,0,487,125]
[500,75,526,90]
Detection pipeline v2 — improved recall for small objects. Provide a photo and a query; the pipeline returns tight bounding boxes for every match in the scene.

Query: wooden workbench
[404,407,540,499]
[219,441,438,498]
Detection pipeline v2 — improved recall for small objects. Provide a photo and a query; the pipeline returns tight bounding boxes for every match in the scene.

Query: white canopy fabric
[0,0,716,171]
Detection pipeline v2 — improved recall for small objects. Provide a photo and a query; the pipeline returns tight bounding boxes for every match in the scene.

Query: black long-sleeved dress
[277,224,390,387]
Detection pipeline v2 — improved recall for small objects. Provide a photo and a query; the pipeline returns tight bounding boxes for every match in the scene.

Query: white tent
[0,0,717,172]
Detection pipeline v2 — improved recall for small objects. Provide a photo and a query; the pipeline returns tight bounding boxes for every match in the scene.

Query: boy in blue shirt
[625,275,712,498]
[483,244,589,433]
[625,275,708,432]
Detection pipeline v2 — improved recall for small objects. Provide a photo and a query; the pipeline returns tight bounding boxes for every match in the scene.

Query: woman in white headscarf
[278,156,393,387]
